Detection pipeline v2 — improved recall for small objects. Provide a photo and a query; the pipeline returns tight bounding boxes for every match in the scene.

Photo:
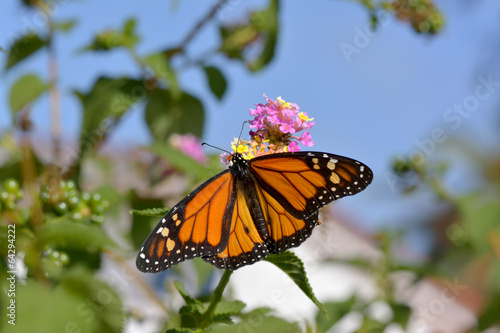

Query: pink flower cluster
[249,95,315,150]
[169,133,207,164]
[222,95,316,163]
[249,95,315,152]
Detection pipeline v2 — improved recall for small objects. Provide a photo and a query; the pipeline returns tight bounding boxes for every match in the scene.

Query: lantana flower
[222,95,315,163]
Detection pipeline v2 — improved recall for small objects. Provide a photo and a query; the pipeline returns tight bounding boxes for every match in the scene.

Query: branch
[178,0,228,51]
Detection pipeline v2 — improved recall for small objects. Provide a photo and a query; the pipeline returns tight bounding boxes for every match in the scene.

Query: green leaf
[75,76,143,159]
[247,0,279,72]
[60,265,124,332]
[264,251,326,315]
[5,33,46,70]
[129,190,165,249]
[203,66,227,100]
[40,220,114,251]
[2,281,97,333]
[9,73,49,114]
[144,88,205,142]
[174,281,203,307]
[478,292,500,330]
[130,207,170,217]
[457,193,500,253]
[81,17,139,52]
[148,142,209,181]
[214,300,246,317]
[143,52,180,96]
[315,299,356,333]
[219,0,279,72]
[207,308,300,333]
[55,19,77,32]
[389,302,411,329]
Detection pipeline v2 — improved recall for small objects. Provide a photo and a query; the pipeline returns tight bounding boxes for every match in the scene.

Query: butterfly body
[137,151,372,272]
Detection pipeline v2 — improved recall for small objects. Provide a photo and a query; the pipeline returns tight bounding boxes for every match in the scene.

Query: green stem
[200,269,233,329]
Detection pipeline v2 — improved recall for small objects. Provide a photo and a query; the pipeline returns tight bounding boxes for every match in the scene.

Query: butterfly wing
[202,187,269,270]
[136,170,236,272]
[254,183,321,254]
[249,152,373,220]
[245,151,372,254]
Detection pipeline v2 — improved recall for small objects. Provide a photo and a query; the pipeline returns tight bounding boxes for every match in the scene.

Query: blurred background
[1,0,499,332]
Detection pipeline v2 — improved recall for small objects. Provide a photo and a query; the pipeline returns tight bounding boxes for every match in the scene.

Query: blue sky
[2,0,500,250]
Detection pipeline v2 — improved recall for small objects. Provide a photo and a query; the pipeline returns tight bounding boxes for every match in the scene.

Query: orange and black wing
[248,151,372,253]
[249,152,373,220]
[202,188,269,270]
[136,170,236,272]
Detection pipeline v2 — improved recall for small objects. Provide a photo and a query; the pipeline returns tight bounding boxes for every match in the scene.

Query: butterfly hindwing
[254,183,321,254]
[136,170,236,272]
[202,188,270,270]
[249,152,373,220]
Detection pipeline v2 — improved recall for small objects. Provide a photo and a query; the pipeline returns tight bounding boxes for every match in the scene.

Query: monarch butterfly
[136,151,372,272]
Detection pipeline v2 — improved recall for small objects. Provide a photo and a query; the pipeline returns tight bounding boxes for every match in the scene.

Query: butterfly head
[229,153,250,176]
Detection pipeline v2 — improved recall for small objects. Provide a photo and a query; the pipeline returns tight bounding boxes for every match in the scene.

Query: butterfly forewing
[249,152,373,220]
[136,170,235,272]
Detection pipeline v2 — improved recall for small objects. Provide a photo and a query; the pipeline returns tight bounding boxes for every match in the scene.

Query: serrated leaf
[5,33,46,70]
[207,312,300,333]
[9,73,48,114]
[144,88,204,142]
[130,207,169,217]
[166,329,199,333]
[203,66,227,100]
[214,300,246,316]
[174,281,203,307]
[264,251,326,315]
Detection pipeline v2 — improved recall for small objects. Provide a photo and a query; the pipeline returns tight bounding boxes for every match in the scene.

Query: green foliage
[143,52,180,96]
[265,251,326,315]
[219,0,280,72]
[54,19,78,33]
[5,32,46,70]
[74,76,144,162]
[148,142,212,182]
[9,73,49,115]
[144,88,205,142]
[82,18,139,51]
[203,66,227,101]
[169,279,300,332]
[130,207,170,217]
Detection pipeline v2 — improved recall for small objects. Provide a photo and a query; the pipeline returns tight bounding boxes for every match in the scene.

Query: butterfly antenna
[237,121,248,145]
[201,142,231,154]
